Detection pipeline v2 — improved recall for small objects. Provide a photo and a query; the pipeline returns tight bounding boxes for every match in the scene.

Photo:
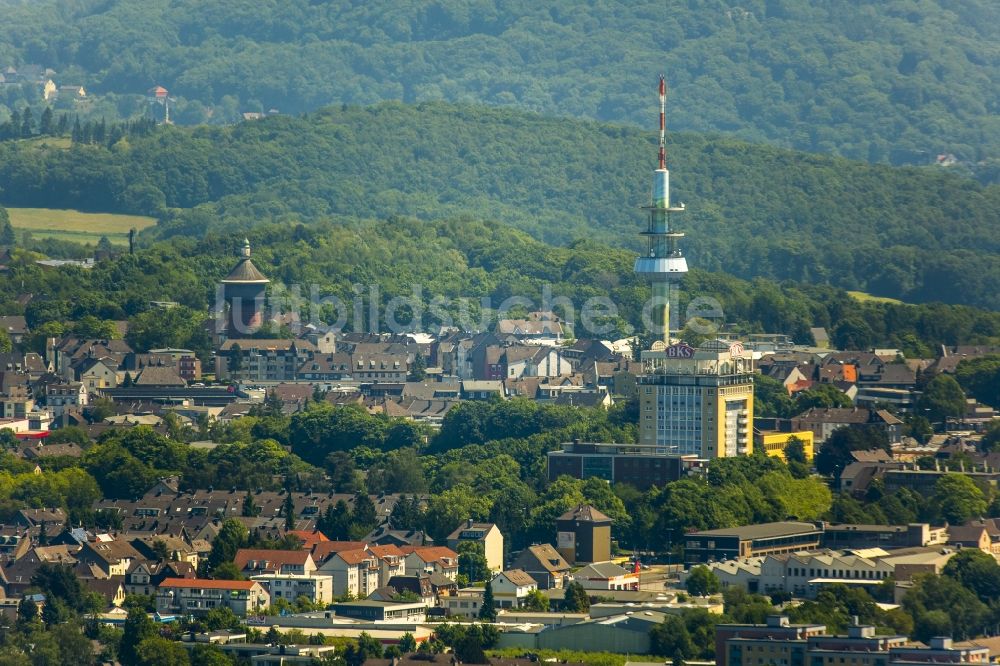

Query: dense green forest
[1,103,998,309]
[0,0,997,166]
[3,217,999,354]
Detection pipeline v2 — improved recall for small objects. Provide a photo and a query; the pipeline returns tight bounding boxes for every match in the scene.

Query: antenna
[658,75,666,169]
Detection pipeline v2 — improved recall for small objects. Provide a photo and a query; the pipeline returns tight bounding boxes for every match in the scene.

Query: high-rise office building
[639,339,754,458]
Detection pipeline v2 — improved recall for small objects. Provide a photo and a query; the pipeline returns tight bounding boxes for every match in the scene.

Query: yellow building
[639,339,754,458]
[756,430,815,462]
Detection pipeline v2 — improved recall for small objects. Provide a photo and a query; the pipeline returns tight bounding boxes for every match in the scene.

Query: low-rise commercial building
[329,600,426,623]
[547,441,689,489]
[684,522,823,564]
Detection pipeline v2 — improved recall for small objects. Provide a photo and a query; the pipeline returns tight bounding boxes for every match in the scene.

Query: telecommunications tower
[633,76,687,346]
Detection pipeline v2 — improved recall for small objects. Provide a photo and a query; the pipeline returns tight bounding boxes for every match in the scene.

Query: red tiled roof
[399,546,458,564]
[312,541,368,562]
[287,530,329,548]
[334,548,374,565]
[368,544,404,559]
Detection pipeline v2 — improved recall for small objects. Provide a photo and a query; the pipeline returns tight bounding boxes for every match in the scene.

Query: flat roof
[688,522,822,540]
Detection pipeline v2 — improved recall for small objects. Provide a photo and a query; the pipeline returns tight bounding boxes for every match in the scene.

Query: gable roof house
[399,546,460,580]
[509,543,571,589]
[446,520,504,574]
[316,548,379,598]
[490,568,538,608]
[233,549,316,576]
[77,538,144,577]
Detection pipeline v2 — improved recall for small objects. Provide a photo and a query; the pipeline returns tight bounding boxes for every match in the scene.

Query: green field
[847,290,906,305]
[7,207,156,245]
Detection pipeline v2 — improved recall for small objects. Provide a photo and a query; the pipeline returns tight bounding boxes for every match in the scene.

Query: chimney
[467,518,474,528]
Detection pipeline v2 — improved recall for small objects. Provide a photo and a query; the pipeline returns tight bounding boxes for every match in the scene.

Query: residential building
[125,561,196,596]
[156,578,270,617]
[570,562,638,591]
[317,548,379,598]
[547,440,689,489]
[398,546,459,580]
[446,520,504,573]
[556,504,612,565]
[792,407,902,445]
[0,316,28,344]
[77,538,143,577]
[509,543,571,589]
[639,340,754,458]
[233,549,316,577]
[250,574,333,605]
[683,522,823,564]
[45,381,87,417]
[76,358,119,391]
[216,339,317,382]
[441,587,485,619]
[460,380,505,400]
[490,569,537,608]
[367,544,406,586]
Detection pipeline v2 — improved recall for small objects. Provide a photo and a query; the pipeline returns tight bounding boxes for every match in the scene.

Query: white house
[250,573,333,605]
[490,569,537,609]
[399,546,460,580]
[317,548,379,598]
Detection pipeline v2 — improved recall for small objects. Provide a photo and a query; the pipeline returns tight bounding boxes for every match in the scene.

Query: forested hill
[0,0,998,164]
[3,217,1000,355]
[1,103,999,309]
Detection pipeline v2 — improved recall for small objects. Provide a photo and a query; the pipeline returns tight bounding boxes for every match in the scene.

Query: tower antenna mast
[659,75,666,170]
